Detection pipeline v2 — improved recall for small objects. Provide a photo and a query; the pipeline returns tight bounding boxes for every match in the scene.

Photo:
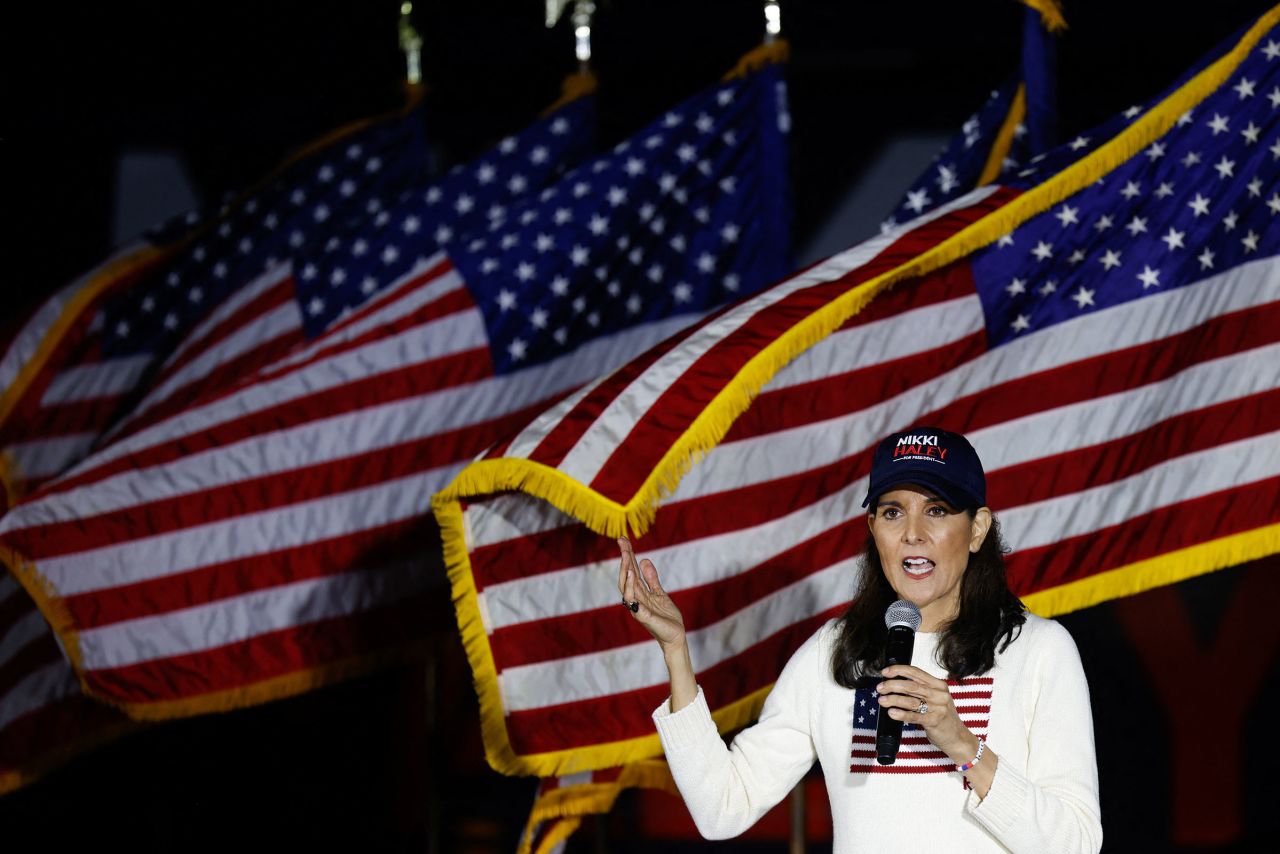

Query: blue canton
[973,29,1280,347]
[454,61,792,374]
[296,95,596,336]
[102,106,432,357]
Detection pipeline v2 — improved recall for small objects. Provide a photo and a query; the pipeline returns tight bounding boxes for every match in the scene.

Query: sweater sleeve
[967,619,1103,854]
[652,627,823,840]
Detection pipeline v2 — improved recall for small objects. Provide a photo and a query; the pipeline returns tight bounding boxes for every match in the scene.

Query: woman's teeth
[903,558,934,577]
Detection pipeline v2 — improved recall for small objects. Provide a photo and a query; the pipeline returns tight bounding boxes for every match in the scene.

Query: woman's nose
[901,514,925,543]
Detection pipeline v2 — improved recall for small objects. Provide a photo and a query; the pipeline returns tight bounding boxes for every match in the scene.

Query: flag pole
[398,1,423,85]
[789,781,806,854]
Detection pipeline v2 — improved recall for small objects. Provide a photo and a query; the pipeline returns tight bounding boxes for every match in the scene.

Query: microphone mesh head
[884,599,922,631]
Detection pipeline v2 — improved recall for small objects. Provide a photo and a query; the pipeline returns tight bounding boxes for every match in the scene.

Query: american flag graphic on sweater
[850,677,993,775]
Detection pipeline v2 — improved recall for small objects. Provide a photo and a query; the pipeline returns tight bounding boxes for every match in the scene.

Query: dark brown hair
[831,513,1025,686]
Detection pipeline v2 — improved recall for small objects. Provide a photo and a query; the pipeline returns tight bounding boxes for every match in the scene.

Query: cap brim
[862,472,978,511]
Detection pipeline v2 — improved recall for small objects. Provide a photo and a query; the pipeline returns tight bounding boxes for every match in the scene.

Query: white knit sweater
[652,614,1101,853]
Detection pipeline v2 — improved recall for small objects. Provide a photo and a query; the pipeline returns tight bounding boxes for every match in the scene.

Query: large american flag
[0,102,433,501]
[0,89,590,789]
[432,8,1280,780]
[0,49,790,733]
[0,100,436,793]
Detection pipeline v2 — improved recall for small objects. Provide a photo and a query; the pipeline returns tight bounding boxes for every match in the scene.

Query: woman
[617,426,1101,853]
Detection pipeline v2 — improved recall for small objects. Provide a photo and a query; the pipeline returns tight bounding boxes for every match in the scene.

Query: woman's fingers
[639,557,663,594]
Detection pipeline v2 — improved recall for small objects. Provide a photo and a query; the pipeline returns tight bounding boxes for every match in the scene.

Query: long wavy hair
[831,513,1026,686]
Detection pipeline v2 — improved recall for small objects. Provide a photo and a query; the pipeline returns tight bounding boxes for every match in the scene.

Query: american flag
[102,93,595,445]
[0,50,790,727]
[849,677,992,775]
[0,101,431,500]
[432,7,1280,781]
[882,2,1060,231]
[0,101,432,793]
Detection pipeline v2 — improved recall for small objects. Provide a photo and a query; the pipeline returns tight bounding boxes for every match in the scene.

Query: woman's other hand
[617,536,686,650]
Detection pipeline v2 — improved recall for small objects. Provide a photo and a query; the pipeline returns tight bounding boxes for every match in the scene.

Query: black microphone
[875,599,922,765]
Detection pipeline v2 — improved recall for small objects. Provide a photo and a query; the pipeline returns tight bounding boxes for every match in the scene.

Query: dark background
[3,2,1279,851]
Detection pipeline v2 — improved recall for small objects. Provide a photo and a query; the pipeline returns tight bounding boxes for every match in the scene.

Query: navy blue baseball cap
[861,426,987,511]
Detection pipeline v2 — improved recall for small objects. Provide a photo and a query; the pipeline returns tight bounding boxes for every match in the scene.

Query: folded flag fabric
[884,0,1062,231]
[433,5,1280,782]
[0,43,792,724]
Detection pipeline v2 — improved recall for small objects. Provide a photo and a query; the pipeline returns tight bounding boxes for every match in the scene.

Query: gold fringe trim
[517,761,678,854]
[1023,523,1280,618]
[977,83,1027,187]
[541,71,599,117]
[1018,0,1068,33]
[524,817,583,854]
[0,449,26,511]
[723,39,790,81]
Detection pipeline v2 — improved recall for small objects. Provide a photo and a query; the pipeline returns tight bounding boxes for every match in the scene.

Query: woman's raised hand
[617,536,686,650]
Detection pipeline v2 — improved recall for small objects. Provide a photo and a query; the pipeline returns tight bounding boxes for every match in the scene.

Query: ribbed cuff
[652,687,718,752]
[967,756,1031,838]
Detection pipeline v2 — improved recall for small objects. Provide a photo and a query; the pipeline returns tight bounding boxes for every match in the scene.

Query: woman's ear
[969,507,993,553]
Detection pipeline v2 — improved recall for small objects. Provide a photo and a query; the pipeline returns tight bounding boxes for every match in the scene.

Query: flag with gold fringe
[0,40,788,763]
[433,9,1280,815]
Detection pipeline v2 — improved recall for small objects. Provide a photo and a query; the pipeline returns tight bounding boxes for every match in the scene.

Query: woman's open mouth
[902,557,935,578]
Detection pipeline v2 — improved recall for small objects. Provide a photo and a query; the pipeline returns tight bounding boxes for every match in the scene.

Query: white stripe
[498,557,855,712]
[41,354,153,406]
[160,262,293,372]
[1003,430,1280,553]
[465,258,1280,547]
[0,660,81,731]
[0,242,146,390]
[74,555,443,670]
[121,301,301,428]
[0,607,51,671]
[758,294,982,393]
[38,467,459,596]
[553,189,1001,483]
[6,433,96,480]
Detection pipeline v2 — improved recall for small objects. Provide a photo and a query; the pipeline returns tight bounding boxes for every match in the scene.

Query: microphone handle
[875,625,916,765]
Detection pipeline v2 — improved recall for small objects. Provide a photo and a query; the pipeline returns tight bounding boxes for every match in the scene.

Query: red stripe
[503,609,842,755]
[490,516,864,669]
[25,341,494,504]
[851,749,952,761]
[80,591,441,704]
[518,320,708,467]
[1008,474,1280,595]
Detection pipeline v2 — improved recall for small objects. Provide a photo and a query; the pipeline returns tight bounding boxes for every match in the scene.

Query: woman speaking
[617,426,1102,853]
